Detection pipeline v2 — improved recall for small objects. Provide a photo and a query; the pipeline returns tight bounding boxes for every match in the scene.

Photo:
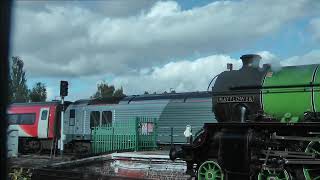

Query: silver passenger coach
[63,91,216,147]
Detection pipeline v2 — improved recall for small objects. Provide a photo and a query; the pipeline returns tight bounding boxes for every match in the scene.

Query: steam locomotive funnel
[240,54,261,69]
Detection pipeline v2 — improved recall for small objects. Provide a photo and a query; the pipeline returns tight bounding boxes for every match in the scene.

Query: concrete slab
[9,151,192,180]
[9,154,72,169]
[110,150,191,179]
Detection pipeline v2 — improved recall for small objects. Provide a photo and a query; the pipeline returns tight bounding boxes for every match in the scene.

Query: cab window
[8,113,36,125]
[41,110,48,120]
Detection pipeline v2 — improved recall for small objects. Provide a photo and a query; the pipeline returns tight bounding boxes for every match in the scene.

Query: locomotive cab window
[9,113,36,125]
[20,113,36,124]
[90,111,100,128]
[102,111,112,126]
[8,113,36,125]
[41,110,48,120]
[69,109,75,126]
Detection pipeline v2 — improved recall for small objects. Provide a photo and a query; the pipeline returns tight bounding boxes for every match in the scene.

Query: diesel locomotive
[7,101,64,153]
[170,54,320,180]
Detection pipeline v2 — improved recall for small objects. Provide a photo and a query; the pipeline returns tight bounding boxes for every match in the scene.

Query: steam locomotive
[170,54,320,180]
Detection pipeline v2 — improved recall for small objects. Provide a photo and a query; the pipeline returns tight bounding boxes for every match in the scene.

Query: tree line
[9,56,46,103]
[9,56,125,103]
[91,81,125,99]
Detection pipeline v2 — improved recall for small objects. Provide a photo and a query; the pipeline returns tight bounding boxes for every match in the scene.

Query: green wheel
[303,141,320,180]
[198,161,223,180]
[258,169,291,180]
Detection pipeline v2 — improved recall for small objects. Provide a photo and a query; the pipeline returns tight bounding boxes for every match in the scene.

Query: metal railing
[157,126,204,144]
[91,117,158,154]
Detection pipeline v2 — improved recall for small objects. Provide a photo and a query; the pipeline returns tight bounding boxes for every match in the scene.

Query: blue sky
[10,0,320,101]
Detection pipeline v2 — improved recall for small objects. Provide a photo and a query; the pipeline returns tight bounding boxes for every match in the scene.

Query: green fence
[91,117,158,154]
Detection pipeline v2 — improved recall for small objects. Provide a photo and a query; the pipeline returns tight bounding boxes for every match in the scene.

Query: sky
[9,0,320,101]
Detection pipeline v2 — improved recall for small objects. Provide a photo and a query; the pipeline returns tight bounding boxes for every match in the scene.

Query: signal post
[60,80,68,156]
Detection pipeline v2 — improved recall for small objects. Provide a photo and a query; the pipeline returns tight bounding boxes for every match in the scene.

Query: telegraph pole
[60,81,68,156]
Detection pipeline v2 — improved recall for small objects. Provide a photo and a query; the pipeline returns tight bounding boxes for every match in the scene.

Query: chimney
[240,54,261,69]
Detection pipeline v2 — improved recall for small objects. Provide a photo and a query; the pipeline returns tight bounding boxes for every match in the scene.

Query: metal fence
[157,126,204,144]
[91,117,158,154]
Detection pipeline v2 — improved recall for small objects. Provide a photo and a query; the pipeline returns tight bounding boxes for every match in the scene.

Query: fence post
[135,117,139,151]
[92,128,94,154]
[111,127,114,152]
[170,126,173,147]
[153,118,158,149]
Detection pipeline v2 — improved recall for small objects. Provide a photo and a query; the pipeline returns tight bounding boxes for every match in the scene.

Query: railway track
[31,168,147,180]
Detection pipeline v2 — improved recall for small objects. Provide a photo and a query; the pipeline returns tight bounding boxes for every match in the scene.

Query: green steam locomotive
[170,54,320,180]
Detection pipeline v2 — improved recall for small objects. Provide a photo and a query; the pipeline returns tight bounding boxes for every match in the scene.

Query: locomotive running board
[284,159,320,165]
[204,122,320,132]
[271,132,320,142]
[309,132,320,135]
[261,150,315,159]
[205,122,320,127]
[258,158,320,165]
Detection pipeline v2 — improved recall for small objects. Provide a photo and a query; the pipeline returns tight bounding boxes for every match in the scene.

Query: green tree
[144,91,149,95]
[113,87,124,97]
[9,56,29,103]
[29,82,47,102]
[91,81,125,98]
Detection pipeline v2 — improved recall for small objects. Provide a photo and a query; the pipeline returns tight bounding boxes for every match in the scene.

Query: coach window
[8,114,19,124]
[20,113,36,125]
[102,111,112,126]
[41,110,48,120]
[69,109,75,126]
[90,111,100,128]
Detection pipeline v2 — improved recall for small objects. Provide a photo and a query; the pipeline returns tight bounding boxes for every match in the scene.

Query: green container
[262,65,318,122]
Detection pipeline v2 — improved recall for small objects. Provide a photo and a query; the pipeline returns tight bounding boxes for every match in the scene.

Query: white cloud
[281,49,320,66]
[111,54,241,94]
[110,50,320,95]
[46,86,55,101]
[310,18,320,41]
[11,0,317,78]
[39,49,320,99]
